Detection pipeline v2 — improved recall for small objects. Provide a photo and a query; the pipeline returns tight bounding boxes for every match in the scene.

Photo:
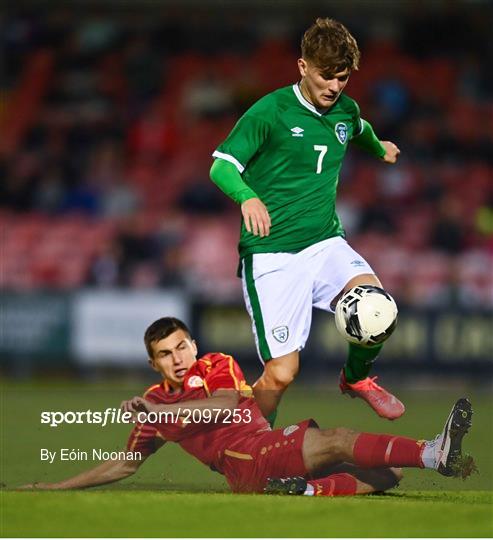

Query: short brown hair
[144,317,192,358]
[301,18,360,75]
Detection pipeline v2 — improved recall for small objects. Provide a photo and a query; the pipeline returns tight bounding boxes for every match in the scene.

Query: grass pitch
[2,491,492,537]
[1,381,492,537]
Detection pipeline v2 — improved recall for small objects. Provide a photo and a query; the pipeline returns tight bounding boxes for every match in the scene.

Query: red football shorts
[220,419,317,493]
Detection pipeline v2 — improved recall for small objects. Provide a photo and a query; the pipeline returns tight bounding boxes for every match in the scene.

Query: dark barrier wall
[1,293,71,358]
[1,292,492,373]
[193,303,493,372]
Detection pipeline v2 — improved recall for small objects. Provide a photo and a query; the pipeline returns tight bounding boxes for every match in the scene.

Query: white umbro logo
[290,127,304,137]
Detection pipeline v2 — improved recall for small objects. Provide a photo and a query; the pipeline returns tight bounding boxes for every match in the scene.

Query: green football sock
[344,342,383,383]
[266,409,278,428]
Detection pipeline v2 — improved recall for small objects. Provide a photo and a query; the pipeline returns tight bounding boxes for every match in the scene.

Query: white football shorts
[241,236,374,363]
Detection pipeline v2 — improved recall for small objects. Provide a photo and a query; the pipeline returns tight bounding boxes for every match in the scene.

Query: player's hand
[380,141,400,164]
[17,482,52,490]
[241,198,271,237]
[120,396,156,415]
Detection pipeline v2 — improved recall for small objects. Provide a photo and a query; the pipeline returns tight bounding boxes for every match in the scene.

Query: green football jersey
[213,84,363,258]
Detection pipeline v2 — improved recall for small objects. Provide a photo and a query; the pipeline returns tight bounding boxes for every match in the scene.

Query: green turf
[1,381,492,537]
[1,491,492,537]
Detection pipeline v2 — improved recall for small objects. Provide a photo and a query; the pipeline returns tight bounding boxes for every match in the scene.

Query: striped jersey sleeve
[212,94,276,173]
[198,353,248,395]
[126,422,163,457]
[350,98,363,138]
[125,384,166,456]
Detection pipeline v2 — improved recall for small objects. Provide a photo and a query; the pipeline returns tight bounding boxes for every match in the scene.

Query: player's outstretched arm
[122,389,240,420]
[19,456,147,490]
[379,140,400,164]
[351,119,400,163]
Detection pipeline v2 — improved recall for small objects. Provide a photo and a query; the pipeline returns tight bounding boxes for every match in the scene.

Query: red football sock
[353,433,424,468]
[307,473,358,497]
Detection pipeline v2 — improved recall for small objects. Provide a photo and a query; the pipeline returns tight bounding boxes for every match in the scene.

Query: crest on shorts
[335,122,348,144]
[272,326,289,343]
[283,425,299,436]
[187,375,204,388]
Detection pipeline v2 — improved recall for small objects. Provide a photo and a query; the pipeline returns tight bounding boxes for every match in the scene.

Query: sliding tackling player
[23,318,475,497]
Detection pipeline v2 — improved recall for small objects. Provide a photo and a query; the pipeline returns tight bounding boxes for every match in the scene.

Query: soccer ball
[334,285,398,347]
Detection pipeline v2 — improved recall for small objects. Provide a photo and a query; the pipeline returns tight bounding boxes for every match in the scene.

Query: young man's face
[297,58,350,109]
[148,329,198,389]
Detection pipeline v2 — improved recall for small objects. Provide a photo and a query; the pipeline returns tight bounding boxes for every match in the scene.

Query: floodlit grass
[1,381,492,537]
[2,491,492,537]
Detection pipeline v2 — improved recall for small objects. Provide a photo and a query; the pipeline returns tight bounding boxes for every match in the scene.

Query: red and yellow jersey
[126,352,270,472]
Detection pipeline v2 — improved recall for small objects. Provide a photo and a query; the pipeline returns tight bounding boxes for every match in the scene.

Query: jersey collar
[293,83,331,117]
[163,379,183,396]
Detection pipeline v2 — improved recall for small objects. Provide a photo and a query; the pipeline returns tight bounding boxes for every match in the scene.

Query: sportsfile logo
[290,126,304,137]
[40,408,253,427]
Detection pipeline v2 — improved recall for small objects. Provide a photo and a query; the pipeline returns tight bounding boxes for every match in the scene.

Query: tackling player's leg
[265,398,475,497]
[336,272,405,420]
[265,467,403,496]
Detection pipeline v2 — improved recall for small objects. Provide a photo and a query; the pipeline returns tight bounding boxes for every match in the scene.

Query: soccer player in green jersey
[210,18,403,424]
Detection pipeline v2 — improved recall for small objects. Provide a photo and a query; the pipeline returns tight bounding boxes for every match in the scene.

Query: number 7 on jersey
[314,145,328,174]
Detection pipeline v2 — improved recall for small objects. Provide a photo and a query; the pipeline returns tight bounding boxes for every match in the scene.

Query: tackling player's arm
[122,388,240,418]
[20,408,166,490]
[19,454,152,490]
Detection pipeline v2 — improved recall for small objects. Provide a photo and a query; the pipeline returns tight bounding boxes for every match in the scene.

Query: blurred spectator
[474,197,493,240]
[183,73,234,119]
[115,216,157,283]
[89,239,122,287]
[126,102,176,160]
[32,165,65,213]
[430,196,466,254]
[178,177,229,215]
[1,151,40,211]
[358,202,395,235]
[60,180,100,215]
[456,251,493,308]
[85,141,141,217]
[124,34,163,112]
[372,72,410,133]
[76,13,119,54]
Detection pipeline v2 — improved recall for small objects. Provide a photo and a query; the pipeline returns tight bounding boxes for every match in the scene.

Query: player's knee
[332,426,357,441]
[262,362,298,389]
[322,427,357,460]
[343,274,382,292]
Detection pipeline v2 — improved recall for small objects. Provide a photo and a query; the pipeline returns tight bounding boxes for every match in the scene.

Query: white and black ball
[335,285,398,347]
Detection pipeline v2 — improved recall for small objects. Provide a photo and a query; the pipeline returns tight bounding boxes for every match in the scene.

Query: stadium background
[1,1,492,536]
[2,0,492,377]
